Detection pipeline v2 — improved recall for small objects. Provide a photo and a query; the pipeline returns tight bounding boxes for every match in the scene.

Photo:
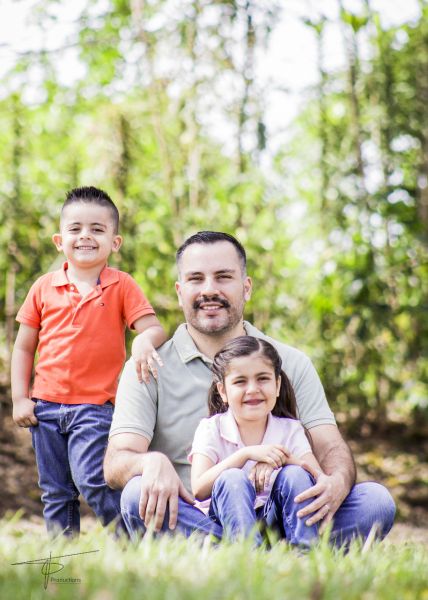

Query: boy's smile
[52,202,122,271]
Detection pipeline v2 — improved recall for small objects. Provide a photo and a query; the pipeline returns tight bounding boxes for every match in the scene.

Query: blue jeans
[31,399,122,536]
[121,465,395,546]
[210,466,319,547]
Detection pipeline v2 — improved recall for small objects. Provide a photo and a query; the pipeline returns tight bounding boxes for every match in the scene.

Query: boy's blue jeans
[31,399,122,536]
[121,465,396,547]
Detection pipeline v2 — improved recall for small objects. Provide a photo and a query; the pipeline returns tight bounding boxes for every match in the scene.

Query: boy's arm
[11,323,39,427]
[131,315,167,384]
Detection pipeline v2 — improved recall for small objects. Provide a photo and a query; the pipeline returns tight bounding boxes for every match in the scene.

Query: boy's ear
[52,233,63,251]
[216,382,228,405]
[111,235,123,253]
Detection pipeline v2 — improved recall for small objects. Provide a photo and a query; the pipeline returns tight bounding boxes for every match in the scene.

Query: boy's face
[52,201,122,270]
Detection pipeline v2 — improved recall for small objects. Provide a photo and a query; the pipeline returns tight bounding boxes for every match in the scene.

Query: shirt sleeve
[188,418,220,465]
[121,273,156,329]
[109,357,158,440]
[16,278,43,329]
[290,354,336,429]
[284,419,312,458]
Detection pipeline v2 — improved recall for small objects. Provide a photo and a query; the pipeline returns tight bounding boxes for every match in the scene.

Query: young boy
[11,186,167,536]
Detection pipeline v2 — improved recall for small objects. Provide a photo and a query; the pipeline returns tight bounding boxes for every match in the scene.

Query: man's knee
[120,475,142,515]
[355,482,396,535]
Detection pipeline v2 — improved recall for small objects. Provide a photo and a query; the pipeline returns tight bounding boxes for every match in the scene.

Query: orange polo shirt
[16,263,155,405]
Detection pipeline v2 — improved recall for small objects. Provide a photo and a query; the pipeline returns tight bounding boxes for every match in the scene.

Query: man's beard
[187,295,243,335]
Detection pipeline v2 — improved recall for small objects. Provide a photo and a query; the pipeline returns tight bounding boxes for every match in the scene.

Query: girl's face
[216,352,281,426]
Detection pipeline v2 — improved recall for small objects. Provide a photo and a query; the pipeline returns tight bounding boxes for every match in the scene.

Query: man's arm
[295,424,356,531]
[104,432,193,531]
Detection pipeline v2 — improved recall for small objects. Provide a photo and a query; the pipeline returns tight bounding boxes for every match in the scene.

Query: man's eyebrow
[184,268,237,277]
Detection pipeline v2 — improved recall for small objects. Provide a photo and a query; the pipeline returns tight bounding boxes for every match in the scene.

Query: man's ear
[175,281,183,307]
[244,276,252,302]
[111,235,123,253]
[216,382,228,404]
[52,233,63,252]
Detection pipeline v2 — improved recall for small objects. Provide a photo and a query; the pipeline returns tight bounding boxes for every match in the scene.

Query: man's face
[175,241,252,336]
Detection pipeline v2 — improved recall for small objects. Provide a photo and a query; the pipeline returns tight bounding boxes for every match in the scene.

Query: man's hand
[294,471,348,532]
[139,452,194,531]
[12,397,38,428]
[132,336,164,384]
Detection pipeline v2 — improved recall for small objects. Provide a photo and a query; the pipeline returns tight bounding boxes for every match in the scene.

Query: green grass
[0,515,427,600]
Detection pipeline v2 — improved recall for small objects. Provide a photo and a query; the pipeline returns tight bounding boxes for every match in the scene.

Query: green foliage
[0,0,426,427]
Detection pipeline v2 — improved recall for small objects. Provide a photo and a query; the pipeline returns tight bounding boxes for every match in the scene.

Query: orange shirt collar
[51,262,119,288]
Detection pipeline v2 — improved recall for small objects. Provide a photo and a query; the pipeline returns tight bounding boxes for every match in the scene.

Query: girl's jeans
[31,399,122,536]
[209,465,319,547]
[121,465,395,547]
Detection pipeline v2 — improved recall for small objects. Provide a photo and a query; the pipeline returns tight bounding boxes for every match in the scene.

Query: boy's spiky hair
[62,186,119,233]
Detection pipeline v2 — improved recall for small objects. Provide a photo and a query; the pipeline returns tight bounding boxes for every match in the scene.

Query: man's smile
[193,297,230,311]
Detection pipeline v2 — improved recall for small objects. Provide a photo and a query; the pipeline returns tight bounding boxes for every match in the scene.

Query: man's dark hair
[62,186,120,233]
[176,231,247,274]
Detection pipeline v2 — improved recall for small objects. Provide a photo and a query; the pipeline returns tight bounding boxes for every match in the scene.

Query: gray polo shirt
[110,321,335,491]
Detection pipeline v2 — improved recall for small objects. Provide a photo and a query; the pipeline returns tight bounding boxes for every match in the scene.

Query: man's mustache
[193,296,230,310]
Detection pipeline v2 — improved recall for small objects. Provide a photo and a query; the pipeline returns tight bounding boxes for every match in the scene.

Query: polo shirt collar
[172,324,212,364]
[219,409,276,446]
[172,321,268,365]
[51,262,119,288]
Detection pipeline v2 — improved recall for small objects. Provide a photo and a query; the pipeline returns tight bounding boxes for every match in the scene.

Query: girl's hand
[244,444,290,468]
[132,337,164,384]
[12,397,38,428]
[249,462,275,493]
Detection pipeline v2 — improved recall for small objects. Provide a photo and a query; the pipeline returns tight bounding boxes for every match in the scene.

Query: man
[104,231,395,543]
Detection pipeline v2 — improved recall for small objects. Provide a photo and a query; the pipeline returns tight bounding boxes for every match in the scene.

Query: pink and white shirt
[188,410,312,510]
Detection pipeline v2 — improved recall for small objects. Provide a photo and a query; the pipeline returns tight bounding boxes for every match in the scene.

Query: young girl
[189,336,323,548]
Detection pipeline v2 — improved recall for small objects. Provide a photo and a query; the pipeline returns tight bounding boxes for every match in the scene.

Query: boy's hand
[12,397,38,427]
[132,336,164,384]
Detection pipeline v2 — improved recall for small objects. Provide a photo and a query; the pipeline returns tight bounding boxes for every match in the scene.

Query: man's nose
[200,278,220,296]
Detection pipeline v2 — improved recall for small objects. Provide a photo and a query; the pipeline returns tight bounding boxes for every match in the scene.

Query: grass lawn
[1,515,427,600]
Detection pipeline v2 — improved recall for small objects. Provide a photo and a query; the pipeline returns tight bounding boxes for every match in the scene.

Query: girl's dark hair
[208,336,298,420]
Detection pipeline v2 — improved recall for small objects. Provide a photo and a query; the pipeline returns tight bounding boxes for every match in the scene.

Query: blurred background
[0,0,427,525]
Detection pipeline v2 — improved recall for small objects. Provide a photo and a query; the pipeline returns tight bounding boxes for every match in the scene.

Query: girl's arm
[131,315,167,384]
[191,445,288,500]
